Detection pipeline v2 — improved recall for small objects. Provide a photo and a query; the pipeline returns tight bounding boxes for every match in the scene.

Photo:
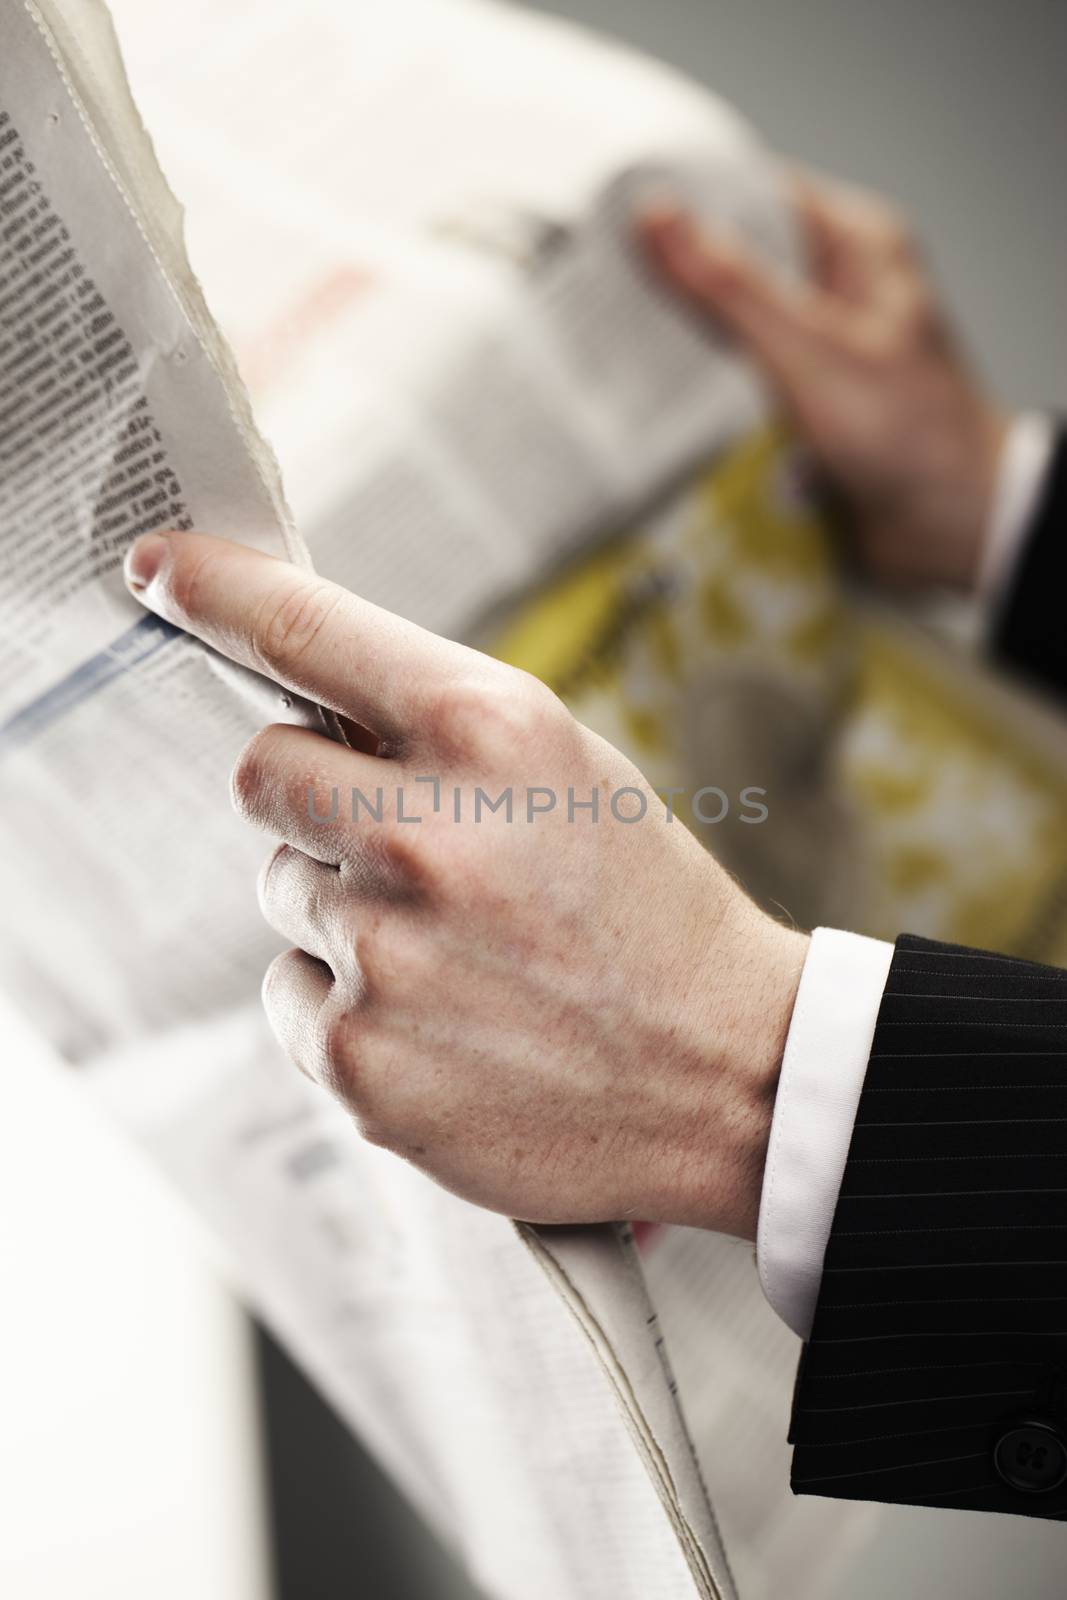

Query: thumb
[639,206,842,385]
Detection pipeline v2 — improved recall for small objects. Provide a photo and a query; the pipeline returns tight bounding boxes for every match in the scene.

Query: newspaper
[104,0,796,639]
[0,1,811,1596]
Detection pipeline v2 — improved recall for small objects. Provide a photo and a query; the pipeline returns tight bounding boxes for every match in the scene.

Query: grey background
[527,0,1067,410]
[280,3,1067,1596]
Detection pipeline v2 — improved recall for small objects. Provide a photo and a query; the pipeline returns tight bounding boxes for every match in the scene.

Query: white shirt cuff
[977,410,1056,608]
[753,417,1054,1339]
[756,927,894,1339]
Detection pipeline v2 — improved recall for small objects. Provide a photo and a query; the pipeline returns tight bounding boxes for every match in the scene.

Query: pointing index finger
[124,529,454,742]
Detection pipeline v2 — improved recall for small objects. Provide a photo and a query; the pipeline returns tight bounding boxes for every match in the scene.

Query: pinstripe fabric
[790,934,1067,1516]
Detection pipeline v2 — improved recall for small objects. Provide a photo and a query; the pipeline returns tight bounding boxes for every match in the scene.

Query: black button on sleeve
[993,1422,1067,1495]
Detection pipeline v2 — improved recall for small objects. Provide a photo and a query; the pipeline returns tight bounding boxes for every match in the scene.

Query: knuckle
[511,666,563,721]
[374,821,437,889]
[251,580,341,680]
[431,667,560,762]
[428,675,499,758]
[859,193,908,245]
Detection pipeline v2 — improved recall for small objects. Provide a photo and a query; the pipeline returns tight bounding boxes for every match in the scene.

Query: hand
[640,172,1008,590]
[124,530,807,1239]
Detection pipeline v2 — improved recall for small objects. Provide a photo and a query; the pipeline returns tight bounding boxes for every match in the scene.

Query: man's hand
[640,172,1007,590]
[125,530,807,1239]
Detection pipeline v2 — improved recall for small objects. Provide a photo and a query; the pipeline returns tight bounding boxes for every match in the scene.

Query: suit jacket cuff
[790,934,1067,1516]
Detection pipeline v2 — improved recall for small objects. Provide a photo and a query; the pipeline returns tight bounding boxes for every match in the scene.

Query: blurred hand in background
[640,172,1008,592]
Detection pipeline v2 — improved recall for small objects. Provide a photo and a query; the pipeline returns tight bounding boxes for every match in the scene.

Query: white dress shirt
[756,412,1058,1339]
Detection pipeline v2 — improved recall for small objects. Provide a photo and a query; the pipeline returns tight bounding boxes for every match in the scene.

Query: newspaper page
[106,0,798,639]
[0,1,807,1595]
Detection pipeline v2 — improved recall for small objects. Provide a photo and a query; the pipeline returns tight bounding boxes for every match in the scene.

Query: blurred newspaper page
[108,0,797,637]
[0,0,822,1595]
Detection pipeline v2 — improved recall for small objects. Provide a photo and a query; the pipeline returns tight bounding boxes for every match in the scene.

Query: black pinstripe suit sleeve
[789,934,1067,1517]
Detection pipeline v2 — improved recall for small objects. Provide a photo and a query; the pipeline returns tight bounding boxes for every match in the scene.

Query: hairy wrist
[654,909,809,1242]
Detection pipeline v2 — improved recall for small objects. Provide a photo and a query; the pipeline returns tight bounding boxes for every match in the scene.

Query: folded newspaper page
[0,1,817,1595]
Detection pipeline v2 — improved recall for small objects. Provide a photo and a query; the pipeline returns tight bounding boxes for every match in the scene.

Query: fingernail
[124,532,169,594]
